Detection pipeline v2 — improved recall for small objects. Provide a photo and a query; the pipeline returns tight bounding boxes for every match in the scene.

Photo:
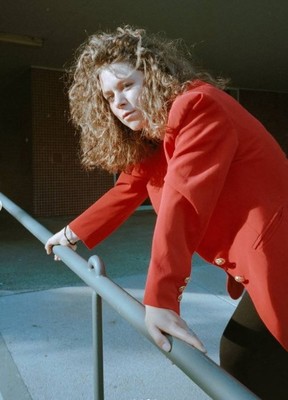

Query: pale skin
[45,62,206,354]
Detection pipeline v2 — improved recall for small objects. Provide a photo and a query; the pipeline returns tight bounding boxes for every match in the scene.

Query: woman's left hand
[145,305,207,353]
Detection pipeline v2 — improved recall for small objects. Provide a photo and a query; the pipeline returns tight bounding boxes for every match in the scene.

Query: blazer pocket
[253,206,284,251]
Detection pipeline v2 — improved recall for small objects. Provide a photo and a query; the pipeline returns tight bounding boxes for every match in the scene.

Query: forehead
[99,62,143,90]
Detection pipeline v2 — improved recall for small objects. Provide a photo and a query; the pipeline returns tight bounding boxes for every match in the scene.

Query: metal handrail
[0,192,260,400]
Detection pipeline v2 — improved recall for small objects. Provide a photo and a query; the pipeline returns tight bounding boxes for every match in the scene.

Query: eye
[123,81,133,89]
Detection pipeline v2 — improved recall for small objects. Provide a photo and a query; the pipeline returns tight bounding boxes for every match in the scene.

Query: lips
[122,111,135,120]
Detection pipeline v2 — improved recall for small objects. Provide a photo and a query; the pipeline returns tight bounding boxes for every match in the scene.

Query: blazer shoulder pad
[167,83,222,131]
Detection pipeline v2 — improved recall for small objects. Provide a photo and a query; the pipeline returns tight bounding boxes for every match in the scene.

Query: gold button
[234,275,245,283]
[177,294,183,302]
[179,286,186,293]
[184,277,190,284]
[215,257,226,266]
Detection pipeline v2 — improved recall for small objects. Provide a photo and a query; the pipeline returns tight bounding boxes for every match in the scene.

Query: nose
[114,92,126,108]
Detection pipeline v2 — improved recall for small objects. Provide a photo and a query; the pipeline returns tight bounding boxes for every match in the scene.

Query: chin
[126,123,145,131]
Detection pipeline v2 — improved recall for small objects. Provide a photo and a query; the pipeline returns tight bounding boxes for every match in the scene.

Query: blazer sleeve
[69,168,149,249]
[143,90,239,313]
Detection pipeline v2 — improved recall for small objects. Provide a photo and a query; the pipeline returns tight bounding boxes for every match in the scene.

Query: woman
[45,26,288,398]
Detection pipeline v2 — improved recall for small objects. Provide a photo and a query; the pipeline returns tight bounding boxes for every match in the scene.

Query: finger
[147,324,171,352]
[45,238,57,255]
[170,325,206,353]
[45,242,53,255]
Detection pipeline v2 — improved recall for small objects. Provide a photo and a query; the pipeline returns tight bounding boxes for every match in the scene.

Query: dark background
[0,0,287,291]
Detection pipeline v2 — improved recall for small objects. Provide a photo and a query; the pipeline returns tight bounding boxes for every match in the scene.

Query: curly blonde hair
[68,26,226,173]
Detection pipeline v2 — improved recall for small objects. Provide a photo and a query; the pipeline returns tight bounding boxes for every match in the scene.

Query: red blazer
[70,82,288,350]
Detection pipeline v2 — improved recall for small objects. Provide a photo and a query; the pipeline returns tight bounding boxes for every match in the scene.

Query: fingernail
[162,342,171,352]
[200,346,207,353]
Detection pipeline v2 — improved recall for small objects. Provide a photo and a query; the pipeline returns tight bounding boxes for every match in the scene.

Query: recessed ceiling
[1,0,288,92]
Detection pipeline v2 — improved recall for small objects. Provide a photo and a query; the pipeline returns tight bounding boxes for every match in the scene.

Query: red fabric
[69,169,149,248]
[70,82,288,350]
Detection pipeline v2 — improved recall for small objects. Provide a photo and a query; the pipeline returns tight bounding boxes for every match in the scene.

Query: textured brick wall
[1,69,287,217]
[0,70,33,212]
[31,68,114,216]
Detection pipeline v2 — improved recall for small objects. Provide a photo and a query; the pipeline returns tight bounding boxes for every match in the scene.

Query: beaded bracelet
[64,226,77,246]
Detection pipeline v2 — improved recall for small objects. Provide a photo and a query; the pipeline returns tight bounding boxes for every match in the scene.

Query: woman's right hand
[145,305,206,353]
[45,226,79,261]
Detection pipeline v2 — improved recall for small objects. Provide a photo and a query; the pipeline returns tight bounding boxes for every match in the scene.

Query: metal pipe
[92,291,104,400]
[88,256,260,400]
[0,192,260,399]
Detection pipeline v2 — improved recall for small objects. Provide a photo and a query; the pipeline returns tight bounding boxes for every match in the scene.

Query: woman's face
[99,62,146,131]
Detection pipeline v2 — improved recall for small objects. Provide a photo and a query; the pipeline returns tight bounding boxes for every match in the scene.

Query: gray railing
[0,193,260,400]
